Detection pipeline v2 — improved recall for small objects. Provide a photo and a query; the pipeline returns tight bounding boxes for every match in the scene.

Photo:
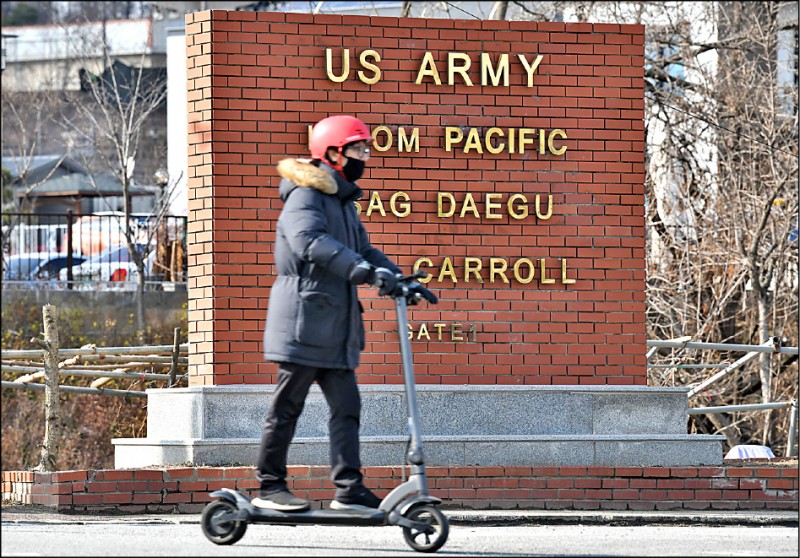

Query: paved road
[2,512,797,556]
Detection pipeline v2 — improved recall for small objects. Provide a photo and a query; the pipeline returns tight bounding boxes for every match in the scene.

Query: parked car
[4,252,52,281]
[31,254,87,283]
[60,244,155,290]
[3,252,86,286]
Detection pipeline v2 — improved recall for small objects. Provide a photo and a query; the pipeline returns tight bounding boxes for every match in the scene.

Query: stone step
[113,433,725,468]
[145,385,693,440]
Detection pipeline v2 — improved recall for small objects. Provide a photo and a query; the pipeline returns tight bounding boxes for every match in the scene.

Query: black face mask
[343,158,365,182]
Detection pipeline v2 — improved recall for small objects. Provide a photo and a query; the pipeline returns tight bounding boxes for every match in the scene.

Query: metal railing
[1,211,187,290]
[647,337,799,457]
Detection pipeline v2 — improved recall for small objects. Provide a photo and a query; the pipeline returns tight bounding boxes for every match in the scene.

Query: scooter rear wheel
[201,499,247,545]
[401,504,449,553]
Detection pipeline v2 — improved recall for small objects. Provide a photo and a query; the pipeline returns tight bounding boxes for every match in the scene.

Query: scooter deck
[246,507,387,526]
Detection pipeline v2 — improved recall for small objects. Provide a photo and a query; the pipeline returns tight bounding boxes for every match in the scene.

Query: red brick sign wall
[185,10,646,387]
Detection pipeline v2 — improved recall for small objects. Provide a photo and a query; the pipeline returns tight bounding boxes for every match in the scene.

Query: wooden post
[34,304,60,471]
[169,327,181,386]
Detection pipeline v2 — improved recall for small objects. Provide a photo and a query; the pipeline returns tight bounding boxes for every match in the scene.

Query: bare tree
[490,0,509,20]
[714,2,799,446]
[0,89,69,270]
[61,33,170,340]
[576,1,798,452]
[482,1,798,453]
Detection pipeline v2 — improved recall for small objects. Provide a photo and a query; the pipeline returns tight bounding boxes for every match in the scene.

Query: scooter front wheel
[201,499,247,545]
[401,504,449,553]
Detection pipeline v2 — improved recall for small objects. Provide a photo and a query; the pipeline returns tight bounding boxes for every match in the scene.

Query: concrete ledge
[143,384,692,439]
[113,434,726,468]
[117,384,723,468]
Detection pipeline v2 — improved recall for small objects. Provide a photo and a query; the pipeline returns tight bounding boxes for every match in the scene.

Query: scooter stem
[394,295,426,471]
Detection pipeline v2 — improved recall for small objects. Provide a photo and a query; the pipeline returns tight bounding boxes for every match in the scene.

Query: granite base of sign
[112,385,724,468]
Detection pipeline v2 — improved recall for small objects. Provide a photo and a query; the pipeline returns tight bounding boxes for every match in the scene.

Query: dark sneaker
[330,488,382,511]
[252,490,310,512]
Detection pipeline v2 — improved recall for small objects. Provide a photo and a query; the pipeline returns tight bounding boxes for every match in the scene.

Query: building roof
[81,60,167,104]
[2,155,71,178]
[11,156,152,198]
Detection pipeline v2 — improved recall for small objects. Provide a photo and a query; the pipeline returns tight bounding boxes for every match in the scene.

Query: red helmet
[309,115,372,160]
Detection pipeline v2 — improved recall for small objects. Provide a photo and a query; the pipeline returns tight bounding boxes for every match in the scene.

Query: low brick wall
[3,464,797,513]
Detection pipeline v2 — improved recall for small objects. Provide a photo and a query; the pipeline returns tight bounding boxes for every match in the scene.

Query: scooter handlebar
[383,270,438,305]
[396,270,429,283]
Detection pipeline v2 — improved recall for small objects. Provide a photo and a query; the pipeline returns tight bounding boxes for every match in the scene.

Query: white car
[60,244,155,290]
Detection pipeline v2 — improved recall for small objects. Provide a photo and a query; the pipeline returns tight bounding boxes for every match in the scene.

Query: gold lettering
[325,48,349,83]
[409,322,479,342]
[489,257,510,284]
[372,125,392,152]
[463,128,483,154]
[460,193,480,218]
[415,52,442,85]
[448,52,473,86]
[481,53,509,87]
[485,127,505,154]
[398,128,419,152]
[439,257,458,283]
[445,127,463,152]
[413,258,433,283]
[518,128,536,153]
[539,128,546,155]
[485,193,502,219]
[514,258,535,284]
[390,191,411,217]
[540,258,556,284]
[517,54,543,87]
[548,129,568,156]
[464,257,483,283]
[561,259,576,284]
[535,194,553,220]
[437,192,456,217]
[508,194,528,219]
[357,49,381,84]
[366,191,386,217]
[417,323,431,341]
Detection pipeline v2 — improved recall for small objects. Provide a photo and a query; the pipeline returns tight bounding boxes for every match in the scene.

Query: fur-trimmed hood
[276,158,338,196]
[265,158,398,370]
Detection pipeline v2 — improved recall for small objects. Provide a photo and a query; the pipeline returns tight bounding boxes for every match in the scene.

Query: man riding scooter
[255,115,438,512]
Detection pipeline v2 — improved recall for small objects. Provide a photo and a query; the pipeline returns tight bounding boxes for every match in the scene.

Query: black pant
[256,362,364,499]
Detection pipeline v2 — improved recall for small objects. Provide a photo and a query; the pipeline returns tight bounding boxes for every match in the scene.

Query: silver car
[60,244,155,290]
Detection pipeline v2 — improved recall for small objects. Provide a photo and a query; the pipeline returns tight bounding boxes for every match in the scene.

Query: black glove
[408,282,438,304]
[348,261,375,285]
[349,261,399,296]
[370,267,398,296]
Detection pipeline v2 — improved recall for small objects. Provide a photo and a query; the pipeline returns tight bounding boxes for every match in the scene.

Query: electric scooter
[200,271,449,553]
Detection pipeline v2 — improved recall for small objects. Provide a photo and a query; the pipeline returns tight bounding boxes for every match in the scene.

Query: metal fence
[646,337,799,457]
[1,211,187,290]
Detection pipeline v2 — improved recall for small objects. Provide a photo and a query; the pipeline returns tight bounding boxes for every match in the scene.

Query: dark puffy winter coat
[263,159,400,370]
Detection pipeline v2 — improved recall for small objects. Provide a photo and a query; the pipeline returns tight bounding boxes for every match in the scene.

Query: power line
[442,1,481,19]
[647,92,797,158]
